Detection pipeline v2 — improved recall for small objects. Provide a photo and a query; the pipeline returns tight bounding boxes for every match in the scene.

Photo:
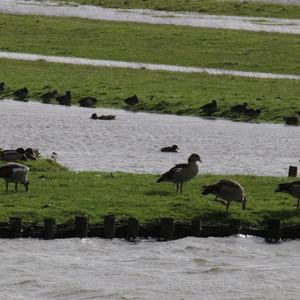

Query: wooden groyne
[0,216,300,243]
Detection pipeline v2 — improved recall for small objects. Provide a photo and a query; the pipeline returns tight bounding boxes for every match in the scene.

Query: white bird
[0,162,30,192]
[157,153,202,194]
[202,179,247,212]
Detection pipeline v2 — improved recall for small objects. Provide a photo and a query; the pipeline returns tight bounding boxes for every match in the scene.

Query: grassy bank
[1,58,300,123]
[57,0,300,19]
[0,160,298,225]
[1,14,300,74]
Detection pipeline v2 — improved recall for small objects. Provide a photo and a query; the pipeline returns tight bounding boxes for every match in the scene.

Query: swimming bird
[275,181,300,209]
[160,145,179,152]
[202,179,247,212]
[200,100,218,115]
[0,162,30,192]
[157,153,201,194]
[230,102,248,114]
[12,87,29,100]
[56,91,71,106]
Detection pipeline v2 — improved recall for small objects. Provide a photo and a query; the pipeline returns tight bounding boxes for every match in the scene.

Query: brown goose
[202,179,247,212]
[275,181,300,209]
[157,153,201,194]
[0,162,30,192]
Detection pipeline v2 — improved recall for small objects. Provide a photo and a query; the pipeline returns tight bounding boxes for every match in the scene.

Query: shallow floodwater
[0,236,300,300]
[1,0,300,35]
[0,100,299,176]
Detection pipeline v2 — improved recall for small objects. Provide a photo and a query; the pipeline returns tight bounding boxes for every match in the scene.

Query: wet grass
[1,58,300,123]
[0,14,300,74]
[0,160,299,225]
[56,0,300,19]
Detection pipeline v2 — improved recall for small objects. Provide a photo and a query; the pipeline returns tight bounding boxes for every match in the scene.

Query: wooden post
[104,215,115,239]
[9,217,22,238]
[74,216,88,238]
[160,218,174,240]
[43,218,55,240]
[229,219,241,235]
[288,166,298,177]
[266,219,281,243]
[127,218,139,240]
[191,218,202,237]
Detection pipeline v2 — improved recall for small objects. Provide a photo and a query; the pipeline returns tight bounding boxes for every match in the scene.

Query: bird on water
[0,162,30,193]
[157,153,201,194]
[202,179,247,212]
[275,181,300,209]
[160,145,179,152]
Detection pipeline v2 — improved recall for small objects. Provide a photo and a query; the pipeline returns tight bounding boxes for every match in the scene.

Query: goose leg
[297,198,300,209]
[176,184,179,193]
[15,183,18,193]
[226,201,230,213]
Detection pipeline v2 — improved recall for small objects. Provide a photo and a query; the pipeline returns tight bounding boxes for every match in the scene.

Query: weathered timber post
[104,215,115,239]
[191,218,202,237]
[74,216,89,238]
[229,219,241,235]
[127,218,139,240]
[9,217,22,238]
[43,218,55,240]
[160,218,174,240]
[288,166,298,177]
[266,219,281,243]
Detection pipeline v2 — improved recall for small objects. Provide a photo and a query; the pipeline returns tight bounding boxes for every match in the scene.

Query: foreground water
[0,236,299,300]
[0,100,299,176]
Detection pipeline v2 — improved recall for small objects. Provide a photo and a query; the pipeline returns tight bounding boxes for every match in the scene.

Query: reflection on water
[0,100,299,176]
[0,236,300,299]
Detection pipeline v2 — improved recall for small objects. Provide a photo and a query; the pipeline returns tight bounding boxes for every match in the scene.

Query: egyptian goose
[157,153,201,194]
[202,179,247,212]
[0,162,30,192]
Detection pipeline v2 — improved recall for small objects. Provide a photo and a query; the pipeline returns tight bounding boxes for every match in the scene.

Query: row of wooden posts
[0,166,298,242]
[2,215,299,243]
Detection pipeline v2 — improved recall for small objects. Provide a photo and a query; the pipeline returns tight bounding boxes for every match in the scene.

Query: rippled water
[0,236,299,300]
[0,100,299,176]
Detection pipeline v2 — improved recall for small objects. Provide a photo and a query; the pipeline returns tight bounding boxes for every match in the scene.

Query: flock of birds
[1,83,300,212]
[1,150,299,213]
[156,152,300,212]
[1,82,299,125]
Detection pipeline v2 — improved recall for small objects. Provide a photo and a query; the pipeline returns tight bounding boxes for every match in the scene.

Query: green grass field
[56,0,300,19]
[1,58,300,123]
[1,14,299,74]
[0,160,298,225]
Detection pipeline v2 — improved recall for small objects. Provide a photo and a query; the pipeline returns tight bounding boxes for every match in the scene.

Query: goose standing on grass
[0,162,30,193]
[202,179,247,212]
[275,181,300,209]
[157,153,201,194]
